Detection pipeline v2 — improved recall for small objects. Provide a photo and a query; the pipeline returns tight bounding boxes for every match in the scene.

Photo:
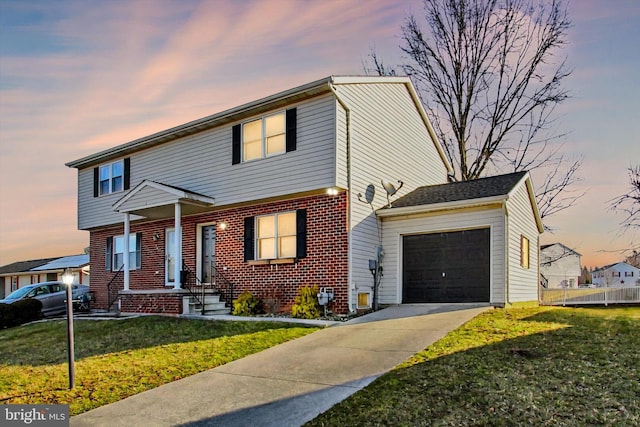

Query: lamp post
[61,268,75,389]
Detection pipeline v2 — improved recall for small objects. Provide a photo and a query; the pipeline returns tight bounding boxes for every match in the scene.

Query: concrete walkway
[71,304,490,427]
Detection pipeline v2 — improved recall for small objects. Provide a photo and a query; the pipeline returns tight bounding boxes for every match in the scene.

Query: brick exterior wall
[88,193,349,314]
[119,292,183,315]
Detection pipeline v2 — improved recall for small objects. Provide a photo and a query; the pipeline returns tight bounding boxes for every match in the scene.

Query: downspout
[503,200,511,306]
[328,81,355,313]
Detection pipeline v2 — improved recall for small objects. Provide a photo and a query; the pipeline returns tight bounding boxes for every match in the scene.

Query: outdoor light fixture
[218,221,227,230]
[326,188,339,196]
[61,268,76,389]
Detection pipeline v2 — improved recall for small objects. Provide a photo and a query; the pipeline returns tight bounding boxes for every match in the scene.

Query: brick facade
[89,193,349,314]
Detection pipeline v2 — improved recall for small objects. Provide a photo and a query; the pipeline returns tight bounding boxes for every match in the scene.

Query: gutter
[376,195,506,218]
[503,199,511,305]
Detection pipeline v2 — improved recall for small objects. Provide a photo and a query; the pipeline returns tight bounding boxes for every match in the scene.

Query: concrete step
[182,295,230,315]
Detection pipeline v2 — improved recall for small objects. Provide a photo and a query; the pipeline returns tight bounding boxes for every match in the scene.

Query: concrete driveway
[71,304,490,427]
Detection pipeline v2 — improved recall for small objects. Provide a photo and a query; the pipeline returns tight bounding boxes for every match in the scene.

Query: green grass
[0,316,319,415]
[307,306,640,427]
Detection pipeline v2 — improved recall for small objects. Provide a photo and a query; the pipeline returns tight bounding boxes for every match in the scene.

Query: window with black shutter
[232,108,297,164]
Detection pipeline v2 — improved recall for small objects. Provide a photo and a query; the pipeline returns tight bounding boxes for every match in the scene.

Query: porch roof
[113,180,215,219]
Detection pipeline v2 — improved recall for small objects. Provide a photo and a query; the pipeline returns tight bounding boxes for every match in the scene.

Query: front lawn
[0,316,319,415]
[307,306,640,426]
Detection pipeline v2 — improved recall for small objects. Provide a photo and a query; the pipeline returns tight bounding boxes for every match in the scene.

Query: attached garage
[377,172,543,307]
[403,228,490,303]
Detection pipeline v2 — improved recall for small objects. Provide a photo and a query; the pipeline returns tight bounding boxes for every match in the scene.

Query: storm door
[166,229,176,285]
[201,225,216,284]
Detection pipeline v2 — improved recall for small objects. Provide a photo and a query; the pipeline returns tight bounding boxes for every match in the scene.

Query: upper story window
[625,271,634,277]
[232,108,297,165]
[100,160,123,195]
[243,113,286,161]
[93,158,130,197]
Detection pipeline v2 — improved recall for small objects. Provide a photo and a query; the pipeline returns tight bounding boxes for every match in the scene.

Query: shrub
[0,299,43,328]
[0,303,15,328]
[263,289,283,314]
[291,285,322,319]
[232,291,263,316]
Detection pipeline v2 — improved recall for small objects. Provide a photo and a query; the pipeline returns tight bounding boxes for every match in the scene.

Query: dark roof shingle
[0,257,59,275]
[389,171,527,209]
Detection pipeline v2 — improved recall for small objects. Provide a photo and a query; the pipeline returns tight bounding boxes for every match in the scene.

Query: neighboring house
[66,76,543,315]
[592,262,640,287]
[540,243,582,288]
[0,254,90,298]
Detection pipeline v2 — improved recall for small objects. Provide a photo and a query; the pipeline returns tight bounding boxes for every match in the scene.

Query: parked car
[0,281,90,316]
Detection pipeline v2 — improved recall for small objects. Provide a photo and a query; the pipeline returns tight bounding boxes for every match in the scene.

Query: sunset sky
[0,0,638,269]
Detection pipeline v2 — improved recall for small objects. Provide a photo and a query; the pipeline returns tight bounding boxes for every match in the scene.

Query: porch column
[123,213,130,291]
[174,203,182,290]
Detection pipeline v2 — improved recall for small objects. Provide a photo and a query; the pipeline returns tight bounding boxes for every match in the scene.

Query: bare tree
[610,165,640,231]
[367,0,583,230]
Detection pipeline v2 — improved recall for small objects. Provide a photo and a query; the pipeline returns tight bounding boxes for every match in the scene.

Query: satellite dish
[381,179,403,207]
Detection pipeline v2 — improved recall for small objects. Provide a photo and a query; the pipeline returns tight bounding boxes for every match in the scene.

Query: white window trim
[99,159,125,196]
[112,233,140,271]
[255,211,296,260]
[242,111,286,162]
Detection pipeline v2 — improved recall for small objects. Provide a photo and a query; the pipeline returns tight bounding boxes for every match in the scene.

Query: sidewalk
[71,304,490,427]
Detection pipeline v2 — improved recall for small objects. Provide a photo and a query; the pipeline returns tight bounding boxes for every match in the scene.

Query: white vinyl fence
[540,286,640,306]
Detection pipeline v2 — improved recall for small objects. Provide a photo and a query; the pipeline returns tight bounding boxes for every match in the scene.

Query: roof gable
[113,180,215,218]
[540,243,581,257]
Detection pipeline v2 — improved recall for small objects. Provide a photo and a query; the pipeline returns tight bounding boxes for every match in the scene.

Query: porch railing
[107,265,124,310]
[181,262,235,314]
[540,285,640,306]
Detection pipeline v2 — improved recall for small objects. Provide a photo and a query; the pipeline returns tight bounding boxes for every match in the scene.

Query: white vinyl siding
[506,181,540,302]
[331,82,449,307]
[77,94,337,230]
[380,207,505,305]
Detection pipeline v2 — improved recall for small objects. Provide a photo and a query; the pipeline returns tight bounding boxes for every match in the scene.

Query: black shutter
[232,124,241,164]
[286,108,297,152]
[106,237,113,271]
[93,167,99,197]
[135,232,142,269]
[296,209,307,259]
[244,216,255,261]
[123,158,131,190]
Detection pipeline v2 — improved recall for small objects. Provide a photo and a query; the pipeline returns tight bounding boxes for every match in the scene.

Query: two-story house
[592,262,640,287]
[66,76,543,315]
[540,243,582,288]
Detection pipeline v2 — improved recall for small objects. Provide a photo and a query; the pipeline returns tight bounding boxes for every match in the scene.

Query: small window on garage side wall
[520,235,530,269]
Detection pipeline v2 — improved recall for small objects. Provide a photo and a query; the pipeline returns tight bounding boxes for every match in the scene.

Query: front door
[201,225,216,283]
[166,229,176,285]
